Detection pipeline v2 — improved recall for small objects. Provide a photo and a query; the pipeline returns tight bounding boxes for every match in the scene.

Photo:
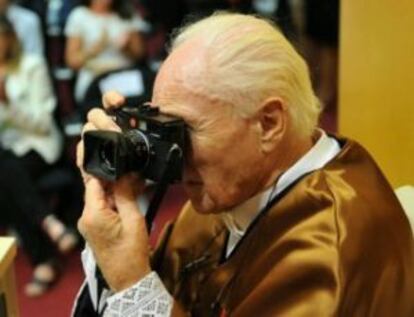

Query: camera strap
[145,143,183,232]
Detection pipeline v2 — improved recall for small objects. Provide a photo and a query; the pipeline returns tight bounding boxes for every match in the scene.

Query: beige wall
[339,0,414,187]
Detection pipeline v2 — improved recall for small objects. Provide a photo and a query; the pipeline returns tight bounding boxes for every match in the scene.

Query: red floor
[15,248,83,317]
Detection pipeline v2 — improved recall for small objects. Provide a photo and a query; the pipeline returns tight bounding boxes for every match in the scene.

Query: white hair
[170,12,321,137]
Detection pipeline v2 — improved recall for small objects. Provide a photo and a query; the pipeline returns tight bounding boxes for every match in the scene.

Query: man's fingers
[114,175,145,225]
[79,121,97,166]
[84,177,107,211]
[87,108,121,132]
[77,122,98,177]
[102,91,125,110]
[76,140,84,169]
[76,140,94,185]
[78,177,104,237]
[81,121,97,136]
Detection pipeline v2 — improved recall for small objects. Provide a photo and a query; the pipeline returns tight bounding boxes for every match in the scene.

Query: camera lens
[99,140,116,172]
[126,130,150,169]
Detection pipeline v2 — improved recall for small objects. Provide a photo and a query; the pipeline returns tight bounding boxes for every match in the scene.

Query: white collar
[222,130,341,240]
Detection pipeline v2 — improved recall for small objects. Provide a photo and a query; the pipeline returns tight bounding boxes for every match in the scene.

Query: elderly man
[73,13,414,317]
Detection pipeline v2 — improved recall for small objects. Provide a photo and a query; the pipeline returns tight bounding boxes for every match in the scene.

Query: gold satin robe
[152,138,414,316]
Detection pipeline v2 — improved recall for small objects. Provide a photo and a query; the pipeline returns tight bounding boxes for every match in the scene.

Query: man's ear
[257,98,287,153]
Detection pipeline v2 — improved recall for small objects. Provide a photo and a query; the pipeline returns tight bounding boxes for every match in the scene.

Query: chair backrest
[81,65,156,119]
[395,185,414,235]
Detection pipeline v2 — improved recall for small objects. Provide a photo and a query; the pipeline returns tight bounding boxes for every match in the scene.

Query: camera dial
[125,129,151,171]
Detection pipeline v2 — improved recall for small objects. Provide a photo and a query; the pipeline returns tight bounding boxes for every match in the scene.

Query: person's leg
[13,218,60,296]
[318,45,338,110]
[0,150,49,223]
[42,214,79,253]
[0,192,59,297]
[25,261,59,297]
[20,151,80,253]
[0,150,78,253]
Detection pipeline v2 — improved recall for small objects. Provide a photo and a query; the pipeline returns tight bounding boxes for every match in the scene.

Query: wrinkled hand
[77,91,151,292]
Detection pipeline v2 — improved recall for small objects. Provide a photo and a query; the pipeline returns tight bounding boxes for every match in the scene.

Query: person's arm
[75,92,191,317]
[0,75,8,104]
[118,31,145,61]
[26,14,44,55]
[4,57,55,135]
[74,245,187,317]
[103,272,173,316]
[0,76,9,128]
[64,7,108,70]
[65,36,87,70]
[65,34,107,70]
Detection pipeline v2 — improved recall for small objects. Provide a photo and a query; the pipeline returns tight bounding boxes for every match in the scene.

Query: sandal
[42,215,79,254]
[24,261,59,297]
[55,228,79,254]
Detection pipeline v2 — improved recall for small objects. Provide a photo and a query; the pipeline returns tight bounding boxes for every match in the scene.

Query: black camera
[83,104,186,182]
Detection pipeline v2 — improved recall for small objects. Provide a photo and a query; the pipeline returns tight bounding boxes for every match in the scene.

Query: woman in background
[65,0,146,103]
[0,15,77,296]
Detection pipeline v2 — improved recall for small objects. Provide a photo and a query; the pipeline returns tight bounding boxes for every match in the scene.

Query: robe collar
[221,129,341,256]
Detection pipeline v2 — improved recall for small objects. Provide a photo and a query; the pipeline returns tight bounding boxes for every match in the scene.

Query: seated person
[73,13,414,316]
[0,15,77,296]
[0,0,44,55]
[64,0,146,104]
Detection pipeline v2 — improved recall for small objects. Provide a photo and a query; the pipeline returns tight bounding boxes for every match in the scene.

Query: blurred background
[0,0,412,316]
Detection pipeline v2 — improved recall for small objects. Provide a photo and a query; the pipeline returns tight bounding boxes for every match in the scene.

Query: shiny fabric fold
[152,138,414,316]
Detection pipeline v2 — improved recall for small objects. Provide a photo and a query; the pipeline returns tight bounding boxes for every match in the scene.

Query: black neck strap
[145,144,182,232]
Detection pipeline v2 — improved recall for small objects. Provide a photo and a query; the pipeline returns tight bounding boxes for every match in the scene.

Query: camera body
[83,104,186,182]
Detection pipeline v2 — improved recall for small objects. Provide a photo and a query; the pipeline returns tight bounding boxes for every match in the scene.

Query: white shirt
[6,5,44,55]
[65,6,145,102]
[0,55,62,163]
[73,130,341,316]
[222,129,341,257]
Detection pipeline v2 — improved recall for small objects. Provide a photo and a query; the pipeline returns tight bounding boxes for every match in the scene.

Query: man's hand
[77,91,151,292]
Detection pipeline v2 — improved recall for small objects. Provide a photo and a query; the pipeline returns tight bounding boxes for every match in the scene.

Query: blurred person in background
[0,15,78,297]
[17,0,82,37]
[65,0,146,104]
[303,0,339,112]
[0,0,44,55]
[138,0,292,63]
[181,0,296,41]
[181,0,249,20]
[250,0,296,39]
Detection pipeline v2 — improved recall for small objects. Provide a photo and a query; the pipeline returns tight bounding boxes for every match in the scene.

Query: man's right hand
[77,91,152,292]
